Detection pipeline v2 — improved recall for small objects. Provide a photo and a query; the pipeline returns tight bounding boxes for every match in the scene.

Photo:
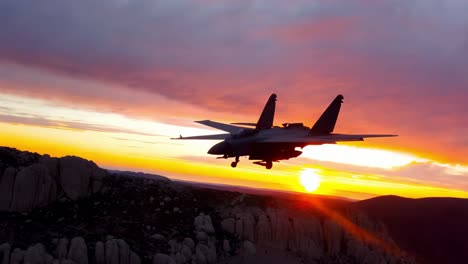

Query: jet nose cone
[208,141,231,155]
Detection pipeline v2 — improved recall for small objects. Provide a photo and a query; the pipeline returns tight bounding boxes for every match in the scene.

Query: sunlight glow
[301,145,425,169]
[1,94,468,200]
[299,169,321,192]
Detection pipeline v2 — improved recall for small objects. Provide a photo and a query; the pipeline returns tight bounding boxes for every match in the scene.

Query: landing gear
[253,160,274,169]
[231,156,240,168]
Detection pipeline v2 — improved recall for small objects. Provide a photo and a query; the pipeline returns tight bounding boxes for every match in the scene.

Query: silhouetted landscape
[1,147,467,263]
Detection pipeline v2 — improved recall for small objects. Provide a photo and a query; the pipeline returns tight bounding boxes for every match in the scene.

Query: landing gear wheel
[231,161,237,168]
[266,161,273,170]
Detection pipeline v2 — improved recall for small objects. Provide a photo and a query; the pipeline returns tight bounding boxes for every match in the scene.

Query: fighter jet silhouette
[174,94,397,169]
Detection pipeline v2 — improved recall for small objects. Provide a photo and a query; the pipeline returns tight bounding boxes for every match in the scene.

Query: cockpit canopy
[282,123,305,128]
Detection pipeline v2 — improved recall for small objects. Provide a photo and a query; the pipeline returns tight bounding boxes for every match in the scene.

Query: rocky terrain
[0,147,418,263]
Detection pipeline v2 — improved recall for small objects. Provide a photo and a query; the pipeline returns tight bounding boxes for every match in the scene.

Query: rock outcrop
[0,167,16,209]
[0,147,417,264]
[218,205,413,264]
[10,164,57,211]
[0,147,107,212]
[0,237,141,264]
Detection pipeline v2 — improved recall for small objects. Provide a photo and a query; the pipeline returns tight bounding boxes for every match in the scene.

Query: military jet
[174,94,397,169]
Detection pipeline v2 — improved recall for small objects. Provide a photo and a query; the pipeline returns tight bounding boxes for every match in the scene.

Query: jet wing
[332,134,398,139]
[172,133,231,140]
[231,122,257,127]
[195,120,244,133]
[258,134,397,145]
[258,137,339,144]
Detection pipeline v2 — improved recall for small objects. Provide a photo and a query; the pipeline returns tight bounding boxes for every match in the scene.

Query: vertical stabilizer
[256,93,277,130]
[310,94,343,134]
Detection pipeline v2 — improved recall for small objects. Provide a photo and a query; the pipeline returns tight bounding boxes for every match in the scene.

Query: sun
[299,169,321,192]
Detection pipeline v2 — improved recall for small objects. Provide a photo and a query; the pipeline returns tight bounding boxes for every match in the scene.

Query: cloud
[295,156,468,192]
[0,114,160,136]
[0,0,467,162]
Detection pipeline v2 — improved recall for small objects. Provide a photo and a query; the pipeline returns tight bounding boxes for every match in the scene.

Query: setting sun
[300,169,321,192]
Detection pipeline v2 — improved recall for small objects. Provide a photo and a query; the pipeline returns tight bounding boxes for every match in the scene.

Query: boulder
[194,213,215,234]
[90,167,106,194]
[105,239,119,264]
[59,156,93,200]
[153,253,175,264]
[220,218,235,235]
[195,242,216,264]
[180,245,192,260]
[195,244,208,264]
[38,155,59,183]
[10,164,57,211]
[195,231,209,242]
[24,243,50,264]
[206,241,217,264]
[241,241,256,256]
[173,252,185,264]
[95,242,105,264]
[232,211,256,241]
[168,240,181,255]
[10,248,24,264]
[129,251,141,264]
[16,151,39,166]
[268,210,289,250]
[222,240,231,253]
[0,167,15,210]
[116,239,130,264]
[0,243,11,264]
[182,238,194,250]
[255,214,271,245]
[68,237,88,264]
[55,238,69,260]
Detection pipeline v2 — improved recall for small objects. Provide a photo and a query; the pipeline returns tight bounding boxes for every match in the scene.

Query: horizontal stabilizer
[195,120,244,133]
[172,133,231,140]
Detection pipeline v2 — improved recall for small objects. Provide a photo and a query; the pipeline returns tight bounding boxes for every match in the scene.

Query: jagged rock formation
[0,237,140,264]
[217,205,411,264]
[0,147,418,264]
[0,147,106,212]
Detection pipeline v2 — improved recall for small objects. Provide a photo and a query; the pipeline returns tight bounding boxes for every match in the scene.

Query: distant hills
[354,195,468,264]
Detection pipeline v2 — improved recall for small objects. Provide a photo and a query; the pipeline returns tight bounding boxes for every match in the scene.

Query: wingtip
[170,134,183,140]
[195,120,209,123]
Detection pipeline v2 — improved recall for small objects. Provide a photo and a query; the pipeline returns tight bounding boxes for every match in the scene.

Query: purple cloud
[0,0,467,162]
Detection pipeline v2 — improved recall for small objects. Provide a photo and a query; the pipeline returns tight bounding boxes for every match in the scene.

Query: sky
[0,0,467,200]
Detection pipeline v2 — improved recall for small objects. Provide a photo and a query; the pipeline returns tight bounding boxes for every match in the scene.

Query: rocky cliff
[0,147,416,264]
[0,147,107,211]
